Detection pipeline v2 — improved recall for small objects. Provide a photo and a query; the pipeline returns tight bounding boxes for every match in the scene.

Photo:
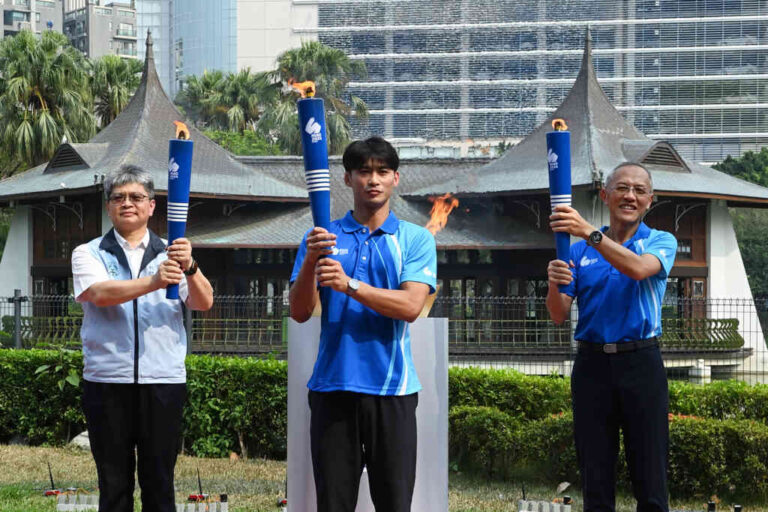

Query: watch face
[589,231,603,245]
[348,279,360,291]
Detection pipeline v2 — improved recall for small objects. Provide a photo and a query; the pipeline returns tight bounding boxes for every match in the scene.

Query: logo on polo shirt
[423,266,435,277]
[580,255,598,268]
[659,249,668,259]
[331,247,349,256]
[107,262,119,278]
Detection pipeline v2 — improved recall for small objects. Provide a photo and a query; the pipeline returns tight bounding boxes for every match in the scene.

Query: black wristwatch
[184,258,199,276]
[587,230,603,247]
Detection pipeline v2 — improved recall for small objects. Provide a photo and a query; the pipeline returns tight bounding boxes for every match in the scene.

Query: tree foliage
[91,55,142,128]
[203,129,283,156]
[176,69,279,132]
[264,40,368,155]
[713,147,768,188]
[0,31,96,175]
[176,41,368,155]
[715,148,768,299]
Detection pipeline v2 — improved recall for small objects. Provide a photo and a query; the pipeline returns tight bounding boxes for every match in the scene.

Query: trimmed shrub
[448,408,768,502]
[449,406,522,478]
[184,354,287,459]
[518,412,578,483]
[0,349,85,445]
[449,367,571,420]
[669,379,768,422]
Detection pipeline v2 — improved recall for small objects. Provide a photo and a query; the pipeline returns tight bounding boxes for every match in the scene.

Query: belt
[578,337,658,354]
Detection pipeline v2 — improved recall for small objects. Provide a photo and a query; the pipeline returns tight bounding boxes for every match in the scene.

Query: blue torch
[166,121,193,300]
[546,119,572,292]
[294,81,331,230]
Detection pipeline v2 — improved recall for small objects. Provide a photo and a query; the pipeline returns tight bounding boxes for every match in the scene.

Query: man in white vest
[71,165,213,512]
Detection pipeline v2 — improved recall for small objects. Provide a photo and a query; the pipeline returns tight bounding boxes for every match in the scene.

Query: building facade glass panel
[297,0,768,161]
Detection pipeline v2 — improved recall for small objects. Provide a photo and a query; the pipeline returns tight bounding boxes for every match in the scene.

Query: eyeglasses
[109,193,150,204]
[611,184,651,197]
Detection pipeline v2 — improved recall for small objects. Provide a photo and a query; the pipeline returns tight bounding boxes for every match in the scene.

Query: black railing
[1,294,766,374]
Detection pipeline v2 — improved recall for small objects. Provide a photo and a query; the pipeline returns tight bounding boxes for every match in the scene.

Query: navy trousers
[571,344,669,512]
[82,381,186,512]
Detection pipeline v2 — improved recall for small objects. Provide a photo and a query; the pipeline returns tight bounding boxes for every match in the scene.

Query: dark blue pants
[82,381,186,512]
[571,345,669,512]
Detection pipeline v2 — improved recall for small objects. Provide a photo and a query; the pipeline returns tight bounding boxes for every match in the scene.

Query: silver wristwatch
[346,278,361,295]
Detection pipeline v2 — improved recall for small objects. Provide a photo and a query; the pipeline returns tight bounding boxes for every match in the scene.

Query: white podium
[287,317,449,511]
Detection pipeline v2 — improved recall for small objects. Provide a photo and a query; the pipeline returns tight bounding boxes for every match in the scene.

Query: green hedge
[448,367,571,420]
[0,349,84,445]
[0,349,286,459]
[3,349,768,500]
[450,407,768,501]
[184,354,286,459]
[448,367,768,424]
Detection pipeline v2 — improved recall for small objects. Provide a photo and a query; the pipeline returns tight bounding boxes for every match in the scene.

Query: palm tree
[0,30,95,176]
[175,69,225,127]
[175,68,279,131]
[261,41,368,155]
[91,55,142,128]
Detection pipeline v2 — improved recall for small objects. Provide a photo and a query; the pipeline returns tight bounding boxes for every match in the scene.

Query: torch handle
[167,139,193,300]
[546,130,573,293]
[297,98,331,230]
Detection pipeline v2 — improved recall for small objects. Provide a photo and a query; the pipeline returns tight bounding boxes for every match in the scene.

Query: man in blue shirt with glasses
[289,137,437,512]
[547,162,677,512]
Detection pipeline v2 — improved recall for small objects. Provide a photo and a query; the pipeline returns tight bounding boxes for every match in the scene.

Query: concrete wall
[0,207,33,297]
[236,0,317,72]
[707,200,768,370]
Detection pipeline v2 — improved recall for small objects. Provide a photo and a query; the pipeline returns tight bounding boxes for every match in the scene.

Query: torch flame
[174,121,190,140]
[426,193,459,235]
[290,80,316,98]
[551,118,568,131]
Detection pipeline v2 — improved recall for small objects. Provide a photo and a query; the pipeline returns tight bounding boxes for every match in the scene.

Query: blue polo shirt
[562,222,677,344]
[291,211,437,396]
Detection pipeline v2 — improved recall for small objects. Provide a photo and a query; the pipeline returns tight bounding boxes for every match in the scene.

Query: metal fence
[2,294,767,380]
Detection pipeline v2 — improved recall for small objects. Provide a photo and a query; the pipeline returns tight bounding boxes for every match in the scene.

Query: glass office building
[293,0,768,162]
[136,0,173,96]
[172,0,237,94]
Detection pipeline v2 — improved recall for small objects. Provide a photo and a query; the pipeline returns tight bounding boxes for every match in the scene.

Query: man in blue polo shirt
[546,162,677,512]
[289,136,437,512]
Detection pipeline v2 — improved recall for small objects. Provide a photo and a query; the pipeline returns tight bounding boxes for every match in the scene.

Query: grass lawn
[1,445,764,512]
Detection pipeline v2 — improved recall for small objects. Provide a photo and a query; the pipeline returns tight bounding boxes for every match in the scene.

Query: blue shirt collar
[340,210,399,234]
[600,222,651,247]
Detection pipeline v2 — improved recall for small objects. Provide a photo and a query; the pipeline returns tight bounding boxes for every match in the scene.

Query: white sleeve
[71,245,110,302]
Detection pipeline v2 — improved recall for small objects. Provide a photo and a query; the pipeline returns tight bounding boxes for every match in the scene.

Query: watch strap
[184,258,199,276]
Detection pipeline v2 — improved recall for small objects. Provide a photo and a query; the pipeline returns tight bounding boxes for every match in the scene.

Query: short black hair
[342,136,399,173]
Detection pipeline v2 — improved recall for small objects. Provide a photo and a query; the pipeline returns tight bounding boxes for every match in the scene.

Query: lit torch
[293,80,331,230]
[546,118,572,292]
[166,120,193,300]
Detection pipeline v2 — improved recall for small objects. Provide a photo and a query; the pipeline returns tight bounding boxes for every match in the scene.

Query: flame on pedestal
[290,80,316,98]
[174,121,190,140]
[426,193,459,235]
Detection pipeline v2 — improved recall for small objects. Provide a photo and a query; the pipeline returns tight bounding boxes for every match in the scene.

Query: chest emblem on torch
[547,148,559,170]
[168,158,180,180]
[305,117,322,143]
